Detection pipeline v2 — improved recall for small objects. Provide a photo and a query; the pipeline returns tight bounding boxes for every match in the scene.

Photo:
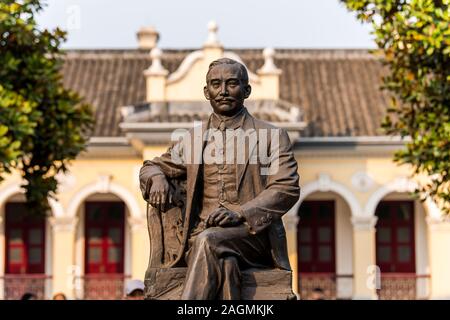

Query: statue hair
[206,58,249,85]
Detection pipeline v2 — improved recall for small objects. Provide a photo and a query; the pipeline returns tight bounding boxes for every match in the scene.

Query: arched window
[5,203,46,274]
[376,201,415,273]
[298,200,336,273]
[84,201,125,274]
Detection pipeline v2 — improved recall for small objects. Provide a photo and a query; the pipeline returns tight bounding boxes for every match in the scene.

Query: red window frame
[5,202,46,274]
[376,200,416,273]
[84,201,125,274]
[297,200,336,273]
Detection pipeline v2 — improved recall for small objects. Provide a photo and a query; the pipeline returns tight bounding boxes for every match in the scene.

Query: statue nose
[220,83,228,95]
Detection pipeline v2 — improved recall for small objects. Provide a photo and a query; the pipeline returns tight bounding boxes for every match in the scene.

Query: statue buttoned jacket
[139,109,300,270]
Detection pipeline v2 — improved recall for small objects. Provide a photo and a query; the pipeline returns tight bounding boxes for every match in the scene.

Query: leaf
[0,125,8,136]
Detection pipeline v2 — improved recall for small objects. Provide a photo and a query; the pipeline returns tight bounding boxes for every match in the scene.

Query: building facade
[1,22,449,300]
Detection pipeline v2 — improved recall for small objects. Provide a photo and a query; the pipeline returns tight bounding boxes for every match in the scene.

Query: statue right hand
[148,174,173,212]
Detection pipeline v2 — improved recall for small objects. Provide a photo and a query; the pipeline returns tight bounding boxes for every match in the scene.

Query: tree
[0,0,94,216]
[342,0,450,214]
[0,86,38,177]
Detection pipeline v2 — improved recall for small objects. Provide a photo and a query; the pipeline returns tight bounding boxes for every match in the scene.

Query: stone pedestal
[145,267,296,300]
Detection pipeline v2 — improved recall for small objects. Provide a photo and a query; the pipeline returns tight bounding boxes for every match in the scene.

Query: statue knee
[194,227,221,249]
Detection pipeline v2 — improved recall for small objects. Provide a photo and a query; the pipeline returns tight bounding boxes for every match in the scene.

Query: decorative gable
[143,21,282,102]
[119,22,306,149]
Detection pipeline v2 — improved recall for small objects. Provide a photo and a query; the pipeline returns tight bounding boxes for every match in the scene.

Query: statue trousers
[181,225,271,300]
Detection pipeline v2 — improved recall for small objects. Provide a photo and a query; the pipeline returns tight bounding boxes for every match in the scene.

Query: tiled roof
[120,99,301,123]
[62,49,391,137]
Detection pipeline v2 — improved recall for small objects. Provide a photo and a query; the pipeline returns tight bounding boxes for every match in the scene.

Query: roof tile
[61,49,391,137]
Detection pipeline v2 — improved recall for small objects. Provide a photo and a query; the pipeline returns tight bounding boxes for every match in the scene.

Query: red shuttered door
[297,201,336,273]
[376,201,415,273]
[84,202,125,274]
[5,203,46,274]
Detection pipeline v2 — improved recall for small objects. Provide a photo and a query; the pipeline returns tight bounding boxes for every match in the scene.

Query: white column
[127,216,148,281]
[283,214,299,295]
[351,215,378,300]
[426,216,450,299]
[49,217,78,299]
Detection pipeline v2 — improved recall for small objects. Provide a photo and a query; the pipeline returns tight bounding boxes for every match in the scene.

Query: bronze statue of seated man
[139,58,300,300]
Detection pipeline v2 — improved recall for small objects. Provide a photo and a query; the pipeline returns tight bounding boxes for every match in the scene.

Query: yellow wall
[0,146,449,299]
[428,220,450,299]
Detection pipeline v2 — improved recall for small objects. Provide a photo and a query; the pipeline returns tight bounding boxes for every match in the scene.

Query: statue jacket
[139,109,300,270]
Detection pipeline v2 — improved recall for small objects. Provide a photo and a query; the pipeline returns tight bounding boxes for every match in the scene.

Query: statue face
[204,63,251,116]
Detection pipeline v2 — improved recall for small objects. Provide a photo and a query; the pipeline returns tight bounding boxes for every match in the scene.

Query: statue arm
[139,141,187,201]
[240,130,300,234]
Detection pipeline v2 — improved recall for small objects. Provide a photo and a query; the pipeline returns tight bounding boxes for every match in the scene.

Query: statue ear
[244,84,251,99]
[204,86,211,100]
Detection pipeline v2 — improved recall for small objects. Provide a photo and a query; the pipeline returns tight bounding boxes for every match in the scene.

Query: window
[297,201,335,273]
[376,201,415,273]
[84,202,125,274]
[5,203,46,274]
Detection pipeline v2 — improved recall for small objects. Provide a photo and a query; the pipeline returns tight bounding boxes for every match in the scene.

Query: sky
[36,0,376,49]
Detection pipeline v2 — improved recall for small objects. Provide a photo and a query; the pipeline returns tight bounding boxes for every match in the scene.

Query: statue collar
[209,107,247,131]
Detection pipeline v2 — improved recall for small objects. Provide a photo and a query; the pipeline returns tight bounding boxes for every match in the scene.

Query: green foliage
[0,86,38,173]
[342,0,450,214]
[0,0,94,216]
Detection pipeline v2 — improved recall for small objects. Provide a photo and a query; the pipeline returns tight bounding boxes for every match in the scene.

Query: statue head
[204,58,252,117]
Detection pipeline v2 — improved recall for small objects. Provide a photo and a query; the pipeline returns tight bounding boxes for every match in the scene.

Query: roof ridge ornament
[145,47,168,76]
[137,26,160,50]
[258,47,282,75]
[203,20,222,48]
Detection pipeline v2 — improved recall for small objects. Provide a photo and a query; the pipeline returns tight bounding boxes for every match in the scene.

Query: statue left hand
[206,207,244,228]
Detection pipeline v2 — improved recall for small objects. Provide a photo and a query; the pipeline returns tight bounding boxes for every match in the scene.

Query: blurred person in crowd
[310,287,325,300]
[21,292,37,300]
[52,292,67,300]
[124,279,145,300]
